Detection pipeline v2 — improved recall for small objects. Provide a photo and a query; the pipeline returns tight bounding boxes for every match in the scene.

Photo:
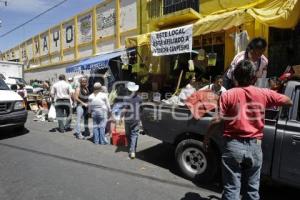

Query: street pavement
[0,112,299,200]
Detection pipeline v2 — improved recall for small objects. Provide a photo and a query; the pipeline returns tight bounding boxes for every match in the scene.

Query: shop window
[294,89,300,122]
[268,22,300,77]
[163,0,199,15]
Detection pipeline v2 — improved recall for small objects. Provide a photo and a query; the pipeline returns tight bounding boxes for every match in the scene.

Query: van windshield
[8,77,27,85]
[0,78,10,90]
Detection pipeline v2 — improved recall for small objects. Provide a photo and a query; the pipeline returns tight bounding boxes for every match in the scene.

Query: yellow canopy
[193,10,254,36]
[194,0,300,36]
[125,33,150,48]
[246,0,300,28]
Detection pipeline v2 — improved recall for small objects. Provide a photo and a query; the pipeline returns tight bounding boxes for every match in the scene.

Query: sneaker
[129,152,135,159]
[64,127,73,132]
[76,134,84,139]
[58,129,65,133]
[40,117,45,122]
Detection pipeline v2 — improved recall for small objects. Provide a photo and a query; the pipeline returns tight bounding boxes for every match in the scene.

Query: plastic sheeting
[194,0,300,35]
[246,0,300,28]
[66,50,127,73]
[125,33,150,48]
[193,10,254,36]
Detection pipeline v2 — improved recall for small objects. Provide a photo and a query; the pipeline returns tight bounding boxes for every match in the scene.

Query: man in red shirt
[204,60,292,200]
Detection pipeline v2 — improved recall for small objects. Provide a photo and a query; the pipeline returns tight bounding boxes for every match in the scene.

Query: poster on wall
[78,14,92,43]
[13,47,20,60]
[34,37,40,57]
[9,49,15,60]
[26,40,33,60]
[21,44,27,61]
[63,21,75,49]
[96,1,116,38]
[120,0,137,32]
[40,33,49,56]
[151,25,193,56]
[6,53,10,60]
[50,27,61,53]
[8,48,18,60]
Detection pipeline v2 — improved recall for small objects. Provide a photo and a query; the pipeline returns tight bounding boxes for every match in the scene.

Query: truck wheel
[175,139,218,183]
[14,125,25,133]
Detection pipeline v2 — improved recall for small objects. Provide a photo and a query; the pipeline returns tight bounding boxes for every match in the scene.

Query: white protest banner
[151,25,193,56]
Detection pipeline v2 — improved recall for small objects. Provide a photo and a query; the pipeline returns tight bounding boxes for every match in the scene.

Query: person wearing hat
[88,82,111,144]
[123,82,142,159]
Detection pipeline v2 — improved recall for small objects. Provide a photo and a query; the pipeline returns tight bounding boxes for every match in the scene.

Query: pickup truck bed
[140,81,300,188]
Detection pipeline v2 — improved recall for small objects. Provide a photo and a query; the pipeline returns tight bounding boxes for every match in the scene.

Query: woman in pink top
[224,37,268,90]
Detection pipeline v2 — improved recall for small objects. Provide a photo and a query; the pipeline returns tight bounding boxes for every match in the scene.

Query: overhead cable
[0,0,68,38]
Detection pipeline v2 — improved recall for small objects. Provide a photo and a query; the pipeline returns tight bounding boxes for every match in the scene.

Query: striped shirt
[226,51,268,80]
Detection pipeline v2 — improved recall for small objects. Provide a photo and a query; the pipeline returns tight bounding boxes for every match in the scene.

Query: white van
[0,78,27,130]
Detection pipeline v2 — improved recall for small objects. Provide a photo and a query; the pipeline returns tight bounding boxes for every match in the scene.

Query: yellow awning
[200,0,269,16]
[193,10,254,36]
[194,0,300,36]
[246,0,300,28]
[125,33,150,48]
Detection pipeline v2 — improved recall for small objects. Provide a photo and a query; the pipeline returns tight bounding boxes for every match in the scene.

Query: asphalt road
[0,112,299,200]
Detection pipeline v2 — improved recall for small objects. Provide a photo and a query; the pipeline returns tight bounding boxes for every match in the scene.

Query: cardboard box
[293,65,300,75]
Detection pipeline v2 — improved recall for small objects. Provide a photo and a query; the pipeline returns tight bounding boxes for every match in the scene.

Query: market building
[1,0,300,95]
[0,0,137,83]
[125,0,300,94]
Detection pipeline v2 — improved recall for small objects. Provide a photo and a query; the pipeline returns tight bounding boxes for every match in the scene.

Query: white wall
[24,62,77,83]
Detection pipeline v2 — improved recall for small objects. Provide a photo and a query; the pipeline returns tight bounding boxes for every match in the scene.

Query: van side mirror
[10,84,18,91]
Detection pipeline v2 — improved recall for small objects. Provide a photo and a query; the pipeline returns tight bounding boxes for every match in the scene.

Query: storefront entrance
[268,22,300,77]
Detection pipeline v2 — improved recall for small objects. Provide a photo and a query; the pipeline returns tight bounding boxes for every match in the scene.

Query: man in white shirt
[200,75,227,96]
[51,74,72,133]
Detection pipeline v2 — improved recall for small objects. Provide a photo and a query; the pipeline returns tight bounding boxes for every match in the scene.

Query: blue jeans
[75,105,89,136]
[125,122,139,153]
[222,138,263,200]
[92,111,108,144]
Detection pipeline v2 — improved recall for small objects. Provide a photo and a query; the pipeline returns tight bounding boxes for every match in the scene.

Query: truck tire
[175,139,218,183]
[14,125,25,133]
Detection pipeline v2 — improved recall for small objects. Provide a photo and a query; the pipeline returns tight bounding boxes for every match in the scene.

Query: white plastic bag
[48,104,56,120]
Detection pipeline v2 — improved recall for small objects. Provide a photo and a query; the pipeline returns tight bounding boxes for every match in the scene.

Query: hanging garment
[234,30,249,54]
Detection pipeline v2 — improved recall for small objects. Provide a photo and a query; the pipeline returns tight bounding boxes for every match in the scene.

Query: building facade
[125,0,300,91]
[0,0,137,82]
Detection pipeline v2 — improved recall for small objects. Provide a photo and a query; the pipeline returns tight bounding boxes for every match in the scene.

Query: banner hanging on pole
[151,25,193,56]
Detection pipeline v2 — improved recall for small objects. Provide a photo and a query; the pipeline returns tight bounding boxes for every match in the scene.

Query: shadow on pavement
[181,192,220,200]
[115,145,128,153]
[136,143,222,193]
[0,126,29,140]
[260,181,300,200]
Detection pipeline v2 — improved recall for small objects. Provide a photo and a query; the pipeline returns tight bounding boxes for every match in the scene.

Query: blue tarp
[66,50,126,73]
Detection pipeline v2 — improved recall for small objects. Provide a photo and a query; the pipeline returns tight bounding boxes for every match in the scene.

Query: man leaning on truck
[204,60,293,200]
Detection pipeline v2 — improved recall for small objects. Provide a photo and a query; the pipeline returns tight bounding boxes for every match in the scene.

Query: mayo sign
[151,25,193,56]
